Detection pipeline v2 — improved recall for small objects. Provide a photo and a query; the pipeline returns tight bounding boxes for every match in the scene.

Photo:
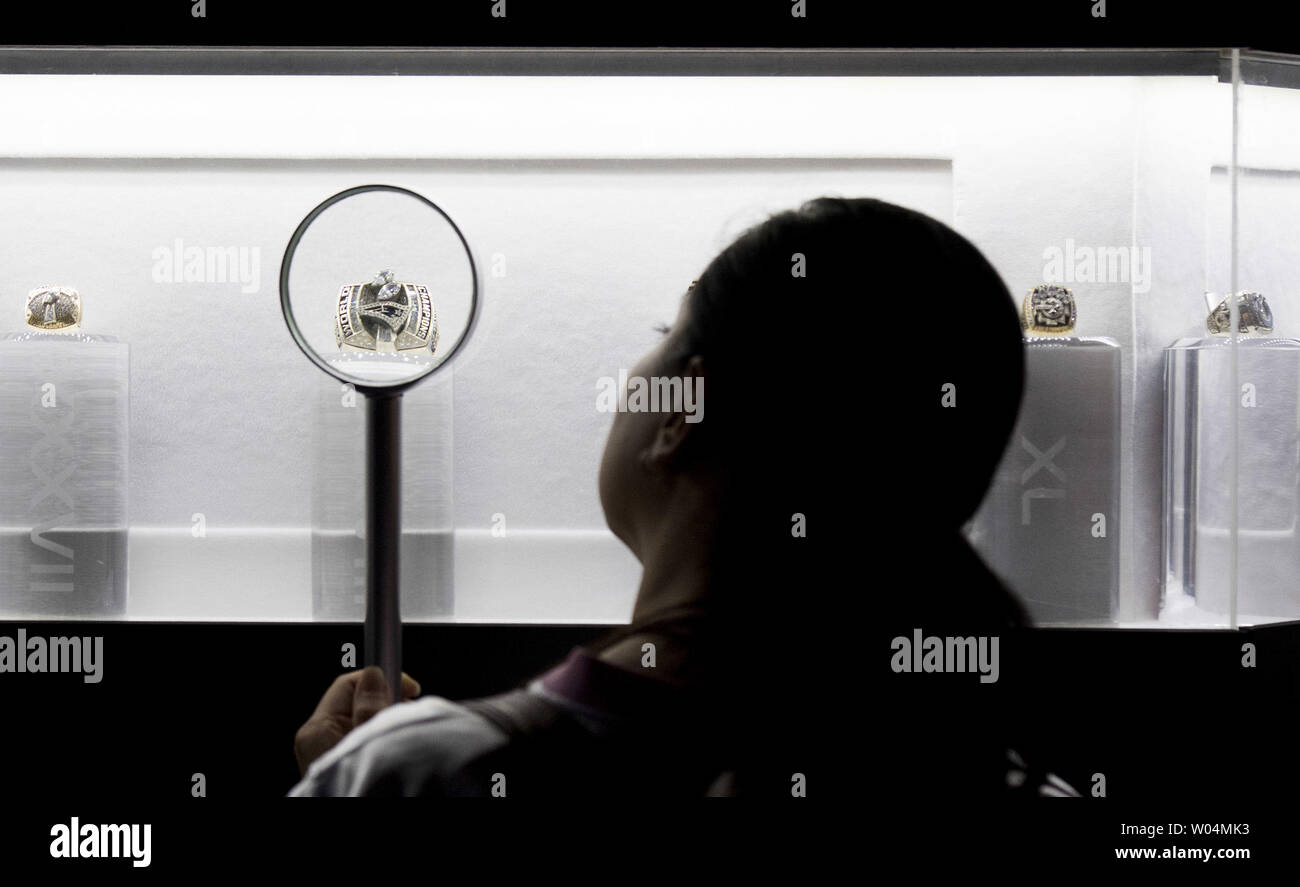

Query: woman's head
[599,196,1026,558]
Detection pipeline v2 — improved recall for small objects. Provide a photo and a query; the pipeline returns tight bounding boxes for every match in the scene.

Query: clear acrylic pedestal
[310,353,454,621]
[0,332,129,618]
[1164,336,1300,620]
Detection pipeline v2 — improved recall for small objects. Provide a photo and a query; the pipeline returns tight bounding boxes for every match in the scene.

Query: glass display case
[1,47,1296,629]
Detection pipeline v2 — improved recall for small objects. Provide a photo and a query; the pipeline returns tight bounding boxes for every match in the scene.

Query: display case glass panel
[0,49,1290,628]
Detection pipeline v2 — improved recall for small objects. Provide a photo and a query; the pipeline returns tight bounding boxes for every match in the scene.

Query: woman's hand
[294,666,421,776]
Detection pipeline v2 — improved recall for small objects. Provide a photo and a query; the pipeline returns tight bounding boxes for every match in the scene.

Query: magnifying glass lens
[281,186,477,390]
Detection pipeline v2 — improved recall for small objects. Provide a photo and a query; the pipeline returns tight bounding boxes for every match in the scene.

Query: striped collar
[536,646,686,720]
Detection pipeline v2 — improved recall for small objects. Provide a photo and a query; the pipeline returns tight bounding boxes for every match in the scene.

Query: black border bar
[0,46,1228,77]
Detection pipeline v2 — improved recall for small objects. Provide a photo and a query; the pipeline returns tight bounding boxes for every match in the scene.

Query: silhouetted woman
[290,196,1033,798]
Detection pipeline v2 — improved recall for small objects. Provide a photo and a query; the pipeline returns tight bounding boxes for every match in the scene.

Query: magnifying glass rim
[279,183,480,393]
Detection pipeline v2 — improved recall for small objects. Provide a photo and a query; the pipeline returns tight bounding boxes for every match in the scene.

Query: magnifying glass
[280,184,479,701]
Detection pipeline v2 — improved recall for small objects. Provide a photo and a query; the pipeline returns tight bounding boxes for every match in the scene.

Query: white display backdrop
[0,74,1256,622]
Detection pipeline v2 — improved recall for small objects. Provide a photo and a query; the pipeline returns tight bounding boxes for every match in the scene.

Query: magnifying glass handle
[365,392,403,704]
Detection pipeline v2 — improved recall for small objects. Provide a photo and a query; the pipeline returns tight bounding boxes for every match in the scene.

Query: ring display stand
[967,336,1122,624]
[1164,334,1300,619]
[312,353,454,622]
[0,331,129,618]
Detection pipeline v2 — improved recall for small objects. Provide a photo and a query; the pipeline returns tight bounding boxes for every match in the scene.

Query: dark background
[0,1,1295,54]
[4,618,1297,801]
[0,621,605,798]
[5,617,1297,872]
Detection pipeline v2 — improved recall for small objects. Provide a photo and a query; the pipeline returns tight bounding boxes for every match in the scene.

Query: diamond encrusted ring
[334,269,439,354]
[1206,291,1273,336]
[25,285,82,333]
[1022,284,1077,336]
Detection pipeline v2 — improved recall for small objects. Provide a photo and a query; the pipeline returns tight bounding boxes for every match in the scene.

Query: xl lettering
[1020,435,1066,524]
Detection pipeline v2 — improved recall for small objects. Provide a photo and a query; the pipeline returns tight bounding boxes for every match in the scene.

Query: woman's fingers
[351,666,392,727]
[351,668,422,725]
[295,668,423,776]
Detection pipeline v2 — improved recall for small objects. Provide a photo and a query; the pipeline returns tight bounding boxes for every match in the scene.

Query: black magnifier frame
[279,183,480,396]
[280,184,480,701]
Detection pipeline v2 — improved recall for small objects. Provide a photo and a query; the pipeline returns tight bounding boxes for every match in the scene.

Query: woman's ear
[642,355,706,471]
